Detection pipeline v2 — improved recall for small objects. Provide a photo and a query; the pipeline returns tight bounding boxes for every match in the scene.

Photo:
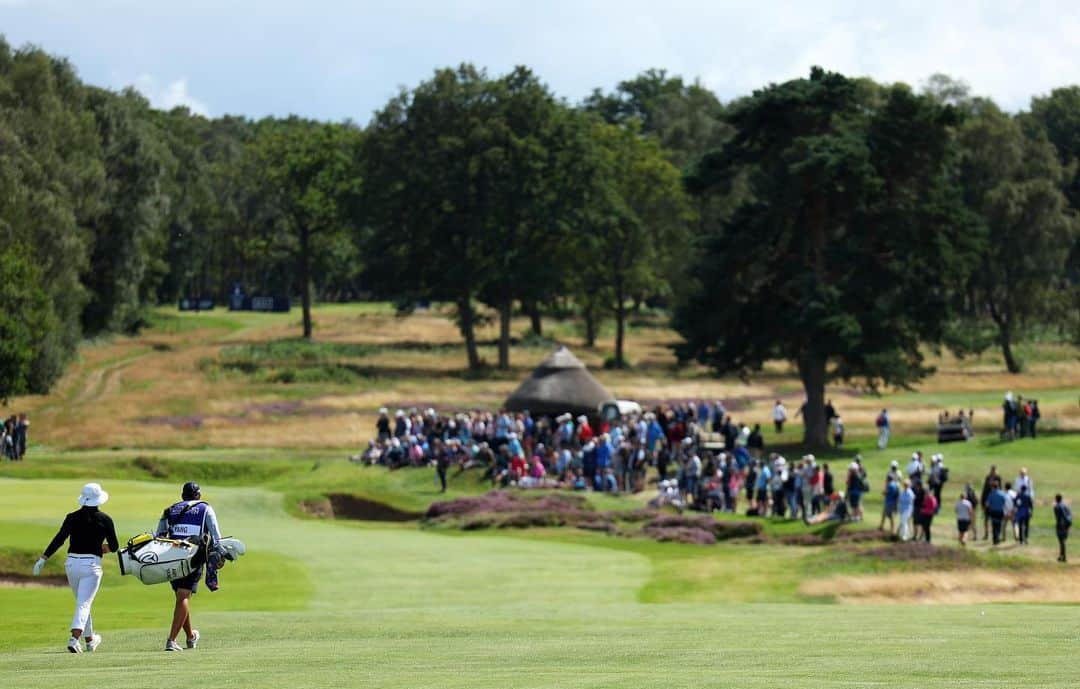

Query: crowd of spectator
[357,402,761,495]
[975,464,1038,546]
[2,413,29,461]
[354,398,1070,560]
[1002,392,1040,440]
[875,451,950,542]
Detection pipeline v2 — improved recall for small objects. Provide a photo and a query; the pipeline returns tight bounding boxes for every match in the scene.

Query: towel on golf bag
[204,537,246,592]
[118,534,201,585]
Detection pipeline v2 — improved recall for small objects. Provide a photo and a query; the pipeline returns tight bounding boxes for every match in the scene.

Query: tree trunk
[584,302,597,348]
[989,300,1022,373]
[613,279,626,368]
[526,300,542,336]
[498,297,511,370]
[797,351,829,447]
[999,323,1022,373]
[299,226,313,339]
[458,296,481,370]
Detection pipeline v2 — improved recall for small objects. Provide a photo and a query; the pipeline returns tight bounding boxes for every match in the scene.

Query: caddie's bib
[165,500,208,540]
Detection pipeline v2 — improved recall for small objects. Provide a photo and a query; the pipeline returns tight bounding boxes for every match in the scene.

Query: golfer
[34,482,118,653]
[157,481,222,652]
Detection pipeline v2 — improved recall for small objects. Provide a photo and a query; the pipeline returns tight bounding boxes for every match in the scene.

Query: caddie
[156,481,222,652]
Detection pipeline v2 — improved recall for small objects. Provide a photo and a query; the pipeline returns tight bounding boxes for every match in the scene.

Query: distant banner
[228,295,291,312]
[178,297,215,311]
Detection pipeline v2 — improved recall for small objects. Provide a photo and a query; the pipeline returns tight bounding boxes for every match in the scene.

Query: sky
[1,0,1078,122]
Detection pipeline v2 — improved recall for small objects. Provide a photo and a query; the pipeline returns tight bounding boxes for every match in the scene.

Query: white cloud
[4,1,1080,119]
[131,74,209,116]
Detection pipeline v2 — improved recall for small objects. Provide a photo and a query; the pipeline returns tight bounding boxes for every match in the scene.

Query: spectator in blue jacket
[880,474,900,534]
[987,482,1008,545]
[1055,494,1072,562]
[594,434,612,490]
[1014,485,1033,544]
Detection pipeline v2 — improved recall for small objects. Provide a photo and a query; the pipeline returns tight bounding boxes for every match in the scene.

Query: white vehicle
[599,399,642,423]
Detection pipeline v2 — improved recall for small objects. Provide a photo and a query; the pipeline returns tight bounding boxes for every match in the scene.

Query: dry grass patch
[800,566,1080,604]
[4,303,1078,449]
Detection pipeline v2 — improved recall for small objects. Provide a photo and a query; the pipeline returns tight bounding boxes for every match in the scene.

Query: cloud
[3,1,1079,119]
[131,74,209,116]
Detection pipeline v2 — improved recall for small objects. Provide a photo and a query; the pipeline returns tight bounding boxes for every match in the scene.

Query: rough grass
[3,303,1076,450]
[800,567,1080,604]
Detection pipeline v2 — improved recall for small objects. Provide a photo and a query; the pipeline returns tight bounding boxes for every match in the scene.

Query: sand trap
[800,567,1080,604]
[0,574,67,589]
[299,494,422,521]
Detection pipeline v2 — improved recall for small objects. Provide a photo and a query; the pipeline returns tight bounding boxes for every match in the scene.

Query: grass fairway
[2,478,1080,688]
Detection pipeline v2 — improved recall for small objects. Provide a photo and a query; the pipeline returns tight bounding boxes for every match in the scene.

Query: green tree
[1029,86,1080,211]
[480,68,593,369]
[0,40,105,390]
[253,118,364,338]
[1028,87,1080,341]
[584,69,731,168]
[365,65,541,370]
[674,68,978,447]
[81,87,172,333]
[583,119,691,368]
[0,243,57,402]
[153,106,217,303]
[956,103,1078,372]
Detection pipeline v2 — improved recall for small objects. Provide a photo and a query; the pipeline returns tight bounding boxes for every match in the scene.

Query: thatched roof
[504,347,615,417]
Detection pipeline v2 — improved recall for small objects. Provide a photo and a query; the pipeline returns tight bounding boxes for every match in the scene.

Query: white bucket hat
[78,482,109,507]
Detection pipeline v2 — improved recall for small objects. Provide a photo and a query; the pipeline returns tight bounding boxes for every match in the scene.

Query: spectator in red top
[920,491,939,543]
[509,454,528,482]
[576,416,594,445]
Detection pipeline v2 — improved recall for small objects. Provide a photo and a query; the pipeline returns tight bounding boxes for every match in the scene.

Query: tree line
[1,38,1077,445]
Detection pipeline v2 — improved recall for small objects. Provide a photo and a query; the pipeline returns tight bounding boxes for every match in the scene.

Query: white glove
[32,557,46,576]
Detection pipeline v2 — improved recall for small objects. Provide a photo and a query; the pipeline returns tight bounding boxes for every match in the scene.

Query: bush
[602,356,631,370]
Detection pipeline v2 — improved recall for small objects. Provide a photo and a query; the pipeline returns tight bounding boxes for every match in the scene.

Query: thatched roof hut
[503,347,615,418]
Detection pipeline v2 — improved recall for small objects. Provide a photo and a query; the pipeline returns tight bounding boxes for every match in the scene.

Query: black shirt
[1056,504,1072,532]
[44,506,119,558]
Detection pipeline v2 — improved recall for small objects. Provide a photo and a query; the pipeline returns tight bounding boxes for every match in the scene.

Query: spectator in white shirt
[955,493,974,546]
[1003,482,1017,541]
[773,401,787,433]
[1015,468,1034,500]
[906,452,924,481]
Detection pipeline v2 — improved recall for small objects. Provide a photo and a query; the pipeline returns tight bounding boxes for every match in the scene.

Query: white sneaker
[186,630,199,649]
[86,634,102,652]
[67,637,82,654]
[164,640,183,652]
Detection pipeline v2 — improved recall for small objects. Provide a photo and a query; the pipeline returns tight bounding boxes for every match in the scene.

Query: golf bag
[118,533,202,585]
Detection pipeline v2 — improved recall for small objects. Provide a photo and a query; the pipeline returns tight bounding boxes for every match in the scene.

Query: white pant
[899,510,913,541]
[65,555,102,635]
[877,427,890,449]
